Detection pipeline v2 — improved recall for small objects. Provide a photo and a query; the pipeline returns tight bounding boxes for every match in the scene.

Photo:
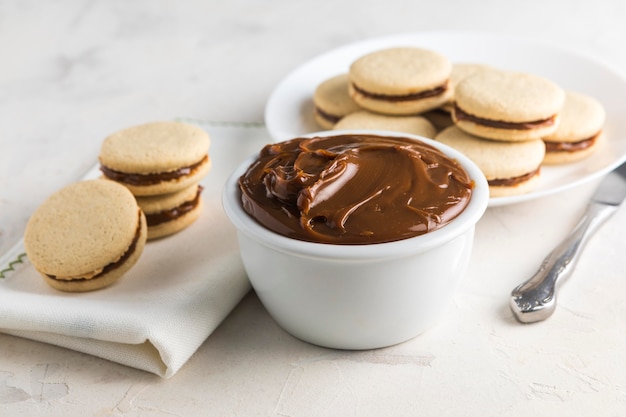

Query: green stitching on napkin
[174,118,265,128]
[0,252,27,279]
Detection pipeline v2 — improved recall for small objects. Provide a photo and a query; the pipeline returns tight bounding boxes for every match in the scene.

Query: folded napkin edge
[2,328,170,378]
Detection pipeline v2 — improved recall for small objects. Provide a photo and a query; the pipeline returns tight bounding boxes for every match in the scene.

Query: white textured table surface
[2,1,626,415]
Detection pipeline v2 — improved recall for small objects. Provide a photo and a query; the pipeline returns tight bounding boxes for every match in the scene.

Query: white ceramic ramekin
[223,130,489,349]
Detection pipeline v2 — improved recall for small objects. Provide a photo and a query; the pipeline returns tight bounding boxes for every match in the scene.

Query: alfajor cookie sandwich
[453,70,565,141]
[99,121,211,196]
[348,47,452,115]
[436,126,545,197]
[24,179,147,292]
[313,73,361,129]
[542,91,605,164]
[333,110,437,138]
[136,184,204,240]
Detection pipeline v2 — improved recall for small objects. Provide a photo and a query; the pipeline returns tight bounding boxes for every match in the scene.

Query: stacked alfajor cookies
[311,46,606,197]
[441,70,604,196]
[438,69,562,197]
[23,121,210,293]
[99,121,211,240]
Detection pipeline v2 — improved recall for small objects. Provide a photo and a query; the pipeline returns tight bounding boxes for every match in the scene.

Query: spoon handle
[509,202,617,323]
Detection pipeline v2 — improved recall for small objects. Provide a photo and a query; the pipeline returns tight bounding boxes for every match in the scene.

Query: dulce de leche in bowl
[239,133,473,244]
[223,130,489,349]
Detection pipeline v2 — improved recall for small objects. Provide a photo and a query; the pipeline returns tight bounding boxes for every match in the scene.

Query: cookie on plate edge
[542,91,605,164]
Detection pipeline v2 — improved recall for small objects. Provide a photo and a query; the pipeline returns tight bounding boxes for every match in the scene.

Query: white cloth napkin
[0,123,271,378]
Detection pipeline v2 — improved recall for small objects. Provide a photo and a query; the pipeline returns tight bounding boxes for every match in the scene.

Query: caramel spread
[146,186,203,227]
[488,168,540,187]
[47,210,143,281]
[454,104,557,130]
[544,132,600,153]
[100,155,208,186]
[239,134,473,244]
[352,82,448,102]
[315,107,342,125]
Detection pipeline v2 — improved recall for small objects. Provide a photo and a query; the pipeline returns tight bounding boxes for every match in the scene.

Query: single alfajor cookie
[99,121,211,196]
[542,91,605,164]
[313,73,361,129]
[333,110,437,138]
[436,126,545,197]
[453,70,565,141]
[348,47,452,115]
[136,184,204,240]
[24,179,147,292]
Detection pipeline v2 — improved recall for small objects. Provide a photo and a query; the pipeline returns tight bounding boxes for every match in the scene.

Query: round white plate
[265,31,626,207]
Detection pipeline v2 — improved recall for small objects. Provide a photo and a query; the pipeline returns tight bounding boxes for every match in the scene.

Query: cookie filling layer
[146,186,203,227]
[544,132,600,153]
[488,168,540,187]
[46,210,143,281]
[454,105,557,130]
[352,82,448,103]
[239,134,473,244]
[315,107,342,124]
[100,155,209,186]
